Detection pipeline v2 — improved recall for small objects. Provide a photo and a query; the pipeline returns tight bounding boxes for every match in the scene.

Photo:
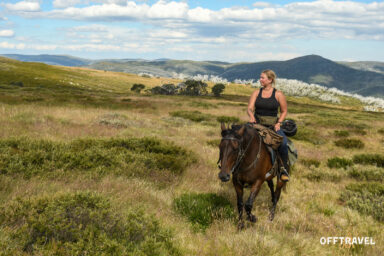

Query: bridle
[217,127,262,174]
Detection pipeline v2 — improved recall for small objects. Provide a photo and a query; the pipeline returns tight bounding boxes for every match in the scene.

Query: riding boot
[280,164,290,182]
[279,157,290,182]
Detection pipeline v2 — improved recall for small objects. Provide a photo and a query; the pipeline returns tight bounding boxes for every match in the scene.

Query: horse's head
[218,123,245,182]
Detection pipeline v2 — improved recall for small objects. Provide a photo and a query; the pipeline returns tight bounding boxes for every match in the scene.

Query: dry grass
[0,65,383,255]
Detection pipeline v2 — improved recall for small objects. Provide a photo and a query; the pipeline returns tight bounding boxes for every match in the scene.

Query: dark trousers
[276,129,288,166]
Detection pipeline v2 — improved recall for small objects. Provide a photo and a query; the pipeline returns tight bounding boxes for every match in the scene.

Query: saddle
[248,123,283,150]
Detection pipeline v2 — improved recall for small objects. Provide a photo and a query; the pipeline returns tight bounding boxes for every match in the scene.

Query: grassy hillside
[0,57,383,255]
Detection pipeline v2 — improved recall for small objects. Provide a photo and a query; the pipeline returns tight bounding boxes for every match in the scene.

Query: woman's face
[259,73,272,87]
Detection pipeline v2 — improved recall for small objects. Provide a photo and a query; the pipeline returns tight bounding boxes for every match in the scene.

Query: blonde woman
[247,70,289,182]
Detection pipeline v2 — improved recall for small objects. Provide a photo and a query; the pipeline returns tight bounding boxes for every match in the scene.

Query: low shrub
[173,193,234,231]
[216,116,239,123]
[0,192,180,255]
[301,159,321,168]
[170,110,212,123]
[327,157,353,169]
[304,171,343,182]
[0,137,196,178]
[348,167,384,181]
[353,154,384,167]
[334,130,349,137]
[340,183,384,222]
[334,139,364,149]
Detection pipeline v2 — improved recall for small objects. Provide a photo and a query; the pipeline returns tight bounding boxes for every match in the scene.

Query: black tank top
[254,88,279,117]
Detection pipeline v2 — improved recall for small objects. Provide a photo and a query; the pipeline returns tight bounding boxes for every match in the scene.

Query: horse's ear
[221,122,226,131]
[237,125,245,136]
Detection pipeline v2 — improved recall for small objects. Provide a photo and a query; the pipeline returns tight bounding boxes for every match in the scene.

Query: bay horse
[218,123,286,229]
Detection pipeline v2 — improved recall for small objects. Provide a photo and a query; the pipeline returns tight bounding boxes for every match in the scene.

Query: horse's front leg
[233,179,244,230]
[245,179,263,223]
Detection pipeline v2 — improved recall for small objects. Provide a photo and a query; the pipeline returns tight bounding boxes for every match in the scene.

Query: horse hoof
[247,214,257,223]
[237,222,245,230]
[269,213,275,221]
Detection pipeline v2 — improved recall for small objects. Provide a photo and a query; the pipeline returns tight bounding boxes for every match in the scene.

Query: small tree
[212,83,225,97]
[131,83,145,93]
[182,80,208,96]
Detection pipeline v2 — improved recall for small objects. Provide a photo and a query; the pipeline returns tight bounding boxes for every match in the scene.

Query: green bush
[353,154,384,167]
[131,83,145,93]
[212,83,225,97]
[348,167,384,181]
[334,130,349,137]
[0,192,180,255]
[173,193,234,231]
[301,159,321,168]
[170,110,212,122]
[340,183,384,222]
[334,139,364,149]
[0,137,196,178]
[216,115,239,123]
[327,157,353,169]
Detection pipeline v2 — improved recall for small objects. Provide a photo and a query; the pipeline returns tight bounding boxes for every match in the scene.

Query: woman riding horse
[247,69,290,181]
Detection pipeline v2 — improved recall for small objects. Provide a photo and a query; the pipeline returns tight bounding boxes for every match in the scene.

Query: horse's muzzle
[218,172,230,182]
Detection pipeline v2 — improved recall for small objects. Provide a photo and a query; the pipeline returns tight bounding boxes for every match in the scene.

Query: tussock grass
[353,154,384,167]
[340,183,384,222]
[0,191,180,255]
[173,193,234,231]
[301,158,321,168]
[292,126,325,145]
[348,167,384,181]
[334,130,349,137]
[170,110,213,123]
[0,137,196,179]
[327,157,353,169]
[334,138,364,149]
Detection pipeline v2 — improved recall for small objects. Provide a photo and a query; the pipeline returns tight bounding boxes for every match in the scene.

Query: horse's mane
[221,123,258,139]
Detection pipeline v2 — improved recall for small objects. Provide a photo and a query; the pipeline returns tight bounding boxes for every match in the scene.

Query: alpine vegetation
[171,73,384,112]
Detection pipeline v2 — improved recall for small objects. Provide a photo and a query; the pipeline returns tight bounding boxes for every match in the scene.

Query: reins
[218,126,262,174]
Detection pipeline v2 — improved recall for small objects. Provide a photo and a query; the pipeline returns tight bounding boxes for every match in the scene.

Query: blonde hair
[261,69,276,86]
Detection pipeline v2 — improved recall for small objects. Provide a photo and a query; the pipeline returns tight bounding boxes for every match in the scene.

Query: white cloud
[4,1,40,12]
[0,30,14,37]
[53,0,83,9]
[0,41,26,49]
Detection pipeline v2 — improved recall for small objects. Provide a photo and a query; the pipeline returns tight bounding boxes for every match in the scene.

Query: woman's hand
[274,122,281,131]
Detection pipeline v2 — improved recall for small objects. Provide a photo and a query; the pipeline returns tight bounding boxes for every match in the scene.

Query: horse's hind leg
[234,181,245,230]
[245,179,263,223]
[269,180,285,221]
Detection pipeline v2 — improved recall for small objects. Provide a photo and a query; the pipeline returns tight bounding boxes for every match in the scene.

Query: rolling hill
[2,53,384,98]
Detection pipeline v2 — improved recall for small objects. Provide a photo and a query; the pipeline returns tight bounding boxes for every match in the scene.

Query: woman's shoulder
[275,89,285,96]
[253,88,261,95]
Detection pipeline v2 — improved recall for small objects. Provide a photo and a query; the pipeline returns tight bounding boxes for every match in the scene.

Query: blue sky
[0,0,383,62]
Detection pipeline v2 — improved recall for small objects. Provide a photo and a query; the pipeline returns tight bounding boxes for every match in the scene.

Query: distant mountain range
[2,53,384,98]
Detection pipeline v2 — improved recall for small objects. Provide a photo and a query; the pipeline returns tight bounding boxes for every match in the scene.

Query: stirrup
[280,167,290,182]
